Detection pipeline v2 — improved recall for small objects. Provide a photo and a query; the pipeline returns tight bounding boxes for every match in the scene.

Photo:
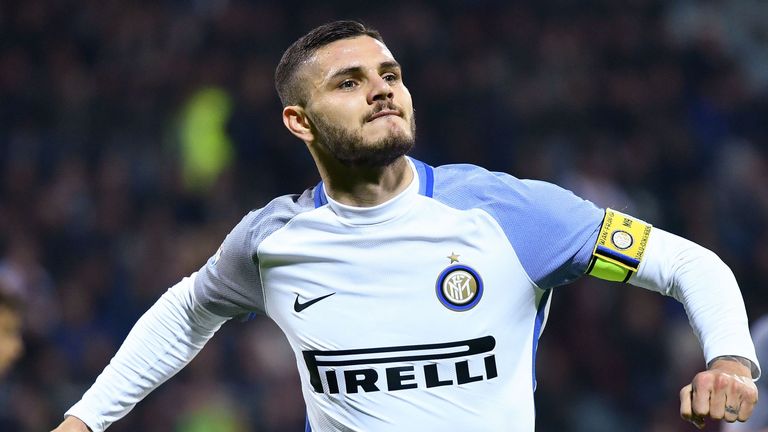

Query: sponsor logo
[294,292,336,313]
[302,336,497,394]
[436,265,483,311]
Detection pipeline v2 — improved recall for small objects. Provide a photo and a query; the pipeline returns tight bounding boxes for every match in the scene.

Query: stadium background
[1,0,767,430]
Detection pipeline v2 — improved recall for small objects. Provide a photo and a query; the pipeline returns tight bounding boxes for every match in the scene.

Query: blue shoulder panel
[430,163,603,289]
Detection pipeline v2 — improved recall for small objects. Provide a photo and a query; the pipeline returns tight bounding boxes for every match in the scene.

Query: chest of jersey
[263,199,533,363]
[257,196,542,430]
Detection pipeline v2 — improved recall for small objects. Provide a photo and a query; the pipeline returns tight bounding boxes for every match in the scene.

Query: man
[54,21,759,431]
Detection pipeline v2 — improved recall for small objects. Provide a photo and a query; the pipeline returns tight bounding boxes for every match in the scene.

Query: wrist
[708,355,753,377]
[62,415,93,432]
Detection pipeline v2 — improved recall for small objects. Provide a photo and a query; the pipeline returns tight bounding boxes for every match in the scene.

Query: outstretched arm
[629,227,759,428]
[51,273,229,432]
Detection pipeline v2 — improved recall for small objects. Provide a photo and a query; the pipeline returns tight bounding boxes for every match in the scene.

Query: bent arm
[629,227,760,378]
[64,273,229,432]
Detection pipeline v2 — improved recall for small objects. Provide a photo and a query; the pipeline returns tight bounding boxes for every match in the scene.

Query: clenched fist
[680,357,758,429]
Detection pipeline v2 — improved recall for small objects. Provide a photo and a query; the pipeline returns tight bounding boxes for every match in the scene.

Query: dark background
[1,0,767,431]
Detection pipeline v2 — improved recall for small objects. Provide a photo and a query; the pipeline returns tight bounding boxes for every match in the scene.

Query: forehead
[304,36,397,81]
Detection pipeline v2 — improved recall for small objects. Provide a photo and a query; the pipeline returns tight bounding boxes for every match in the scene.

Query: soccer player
[53,21,759,431]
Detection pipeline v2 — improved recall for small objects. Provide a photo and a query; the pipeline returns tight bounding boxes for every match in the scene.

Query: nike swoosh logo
[294,292,335,313]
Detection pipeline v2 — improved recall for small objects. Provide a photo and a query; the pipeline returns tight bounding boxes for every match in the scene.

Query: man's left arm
[610,216,760,428]
[485,179,760,427]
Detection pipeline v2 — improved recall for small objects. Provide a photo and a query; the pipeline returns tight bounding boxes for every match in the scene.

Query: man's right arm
[51,273,229,432]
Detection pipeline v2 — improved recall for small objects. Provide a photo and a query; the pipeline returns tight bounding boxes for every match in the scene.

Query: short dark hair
[275,20,383,107]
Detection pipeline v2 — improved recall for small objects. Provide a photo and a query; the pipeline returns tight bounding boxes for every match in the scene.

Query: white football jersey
[65,156,759,432]
[194,157,603,431]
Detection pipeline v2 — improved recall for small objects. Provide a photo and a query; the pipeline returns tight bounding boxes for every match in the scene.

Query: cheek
[397,87,414,118]
[311,98,364,127]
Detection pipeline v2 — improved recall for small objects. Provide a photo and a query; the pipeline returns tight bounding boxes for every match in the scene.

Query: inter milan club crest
[611,230,633,250]
[436,253,483,311]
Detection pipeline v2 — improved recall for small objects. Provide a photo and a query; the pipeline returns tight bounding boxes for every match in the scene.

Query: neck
[314,154,413,207]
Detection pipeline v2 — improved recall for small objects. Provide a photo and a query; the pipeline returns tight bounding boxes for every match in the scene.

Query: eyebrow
[325,61,402,84]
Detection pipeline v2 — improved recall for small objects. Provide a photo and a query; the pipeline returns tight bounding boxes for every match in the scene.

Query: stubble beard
[311,112,416,168]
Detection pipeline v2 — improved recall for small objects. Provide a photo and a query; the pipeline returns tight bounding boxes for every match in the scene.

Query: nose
[367,75,393,104]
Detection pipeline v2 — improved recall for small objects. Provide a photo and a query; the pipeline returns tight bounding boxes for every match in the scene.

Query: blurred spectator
[0,285,23,378]
[0,285,24,429]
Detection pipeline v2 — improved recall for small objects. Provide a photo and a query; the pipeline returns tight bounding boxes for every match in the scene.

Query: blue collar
[313,157,433,209]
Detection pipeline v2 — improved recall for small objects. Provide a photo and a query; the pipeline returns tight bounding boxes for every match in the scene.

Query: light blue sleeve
[432,164,603,289]
[194,190,315,317]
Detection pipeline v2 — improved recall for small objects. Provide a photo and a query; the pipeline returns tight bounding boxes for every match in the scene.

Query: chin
[366,124,413,144]
[364,132,412,149]
[339,133,414,168]
[314,114,416,167]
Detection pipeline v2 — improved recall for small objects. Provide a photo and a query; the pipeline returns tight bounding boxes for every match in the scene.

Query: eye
[382,73,399,83]
[338,79,357,89]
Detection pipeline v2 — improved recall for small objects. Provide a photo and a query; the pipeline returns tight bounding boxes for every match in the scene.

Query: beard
[310,110,416,168]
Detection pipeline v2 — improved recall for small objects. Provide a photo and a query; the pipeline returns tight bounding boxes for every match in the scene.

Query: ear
[282,105,315,142]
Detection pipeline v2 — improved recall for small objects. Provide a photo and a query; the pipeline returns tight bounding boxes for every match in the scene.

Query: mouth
[367,109,402,122]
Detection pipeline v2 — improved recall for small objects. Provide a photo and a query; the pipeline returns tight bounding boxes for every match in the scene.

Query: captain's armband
[585,208,652,283]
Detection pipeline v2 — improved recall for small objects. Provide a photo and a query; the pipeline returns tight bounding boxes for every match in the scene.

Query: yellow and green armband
[586,208,652,283]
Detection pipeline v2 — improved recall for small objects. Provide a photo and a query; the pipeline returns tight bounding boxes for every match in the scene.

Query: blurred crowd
[1,0,767,431]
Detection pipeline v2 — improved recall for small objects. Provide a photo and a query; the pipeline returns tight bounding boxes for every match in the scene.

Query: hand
[51,415,92,432]
[680,358,758,429]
